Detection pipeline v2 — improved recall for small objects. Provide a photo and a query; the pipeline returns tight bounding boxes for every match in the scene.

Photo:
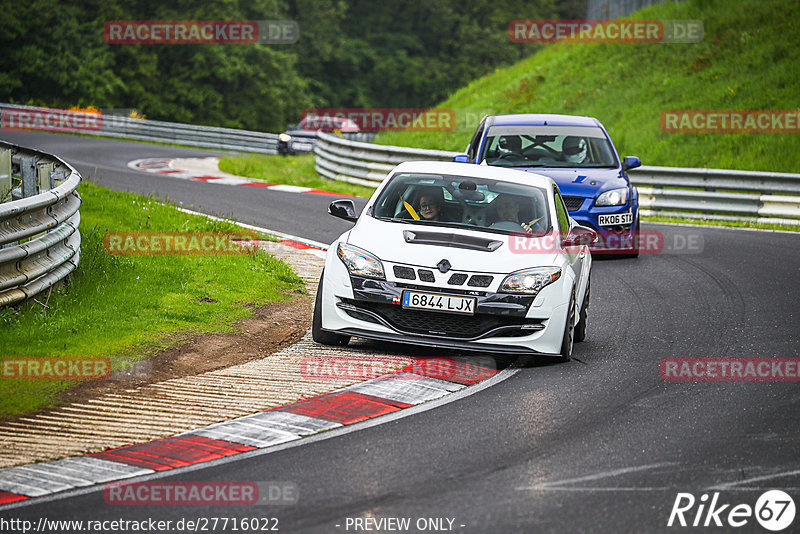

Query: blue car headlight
[499,267,561,296]
[595,187,628,207]
[337,243,385,279]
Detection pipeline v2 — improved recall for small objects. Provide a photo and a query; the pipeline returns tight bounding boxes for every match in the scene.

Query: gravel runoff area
[0,241,417,468]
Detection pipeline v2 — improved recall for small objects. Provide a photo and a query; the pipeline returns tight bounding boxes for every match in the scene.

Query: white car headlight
[499,267,561,295]
[337,243,385,279]
[595,187,628,206]
[279,133,292,142]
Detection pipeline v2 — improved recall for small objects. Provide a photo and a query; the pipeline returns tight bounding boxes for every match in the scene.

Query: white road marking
[706,468,800,490]
[515,463,677,492]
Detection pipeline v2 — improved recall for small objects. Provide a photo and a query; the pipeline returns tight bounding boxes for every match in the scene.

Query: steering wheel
[521,148,546,161]
[488,220,527,232]
[527,217,546,231]
[496,152,527,162]
[489,217,545,233]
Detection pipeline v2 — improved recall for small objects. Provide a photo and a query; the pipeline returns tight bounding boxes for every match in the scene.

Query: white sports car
[312,161,595,361]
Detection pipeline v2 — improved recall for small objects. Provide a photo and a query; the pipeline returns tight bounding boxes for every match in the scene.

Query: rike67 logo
[668,490,796,531]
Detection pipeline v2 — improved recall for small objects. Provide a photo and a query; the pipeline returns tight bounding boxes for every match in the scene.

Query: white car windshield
[371,172,551,236]
[480,125,618,168]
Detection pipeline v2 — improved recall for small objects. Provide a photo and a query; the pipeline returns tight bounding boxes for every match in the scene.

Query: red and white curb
[0,358,497,506]
[128,157,355,197]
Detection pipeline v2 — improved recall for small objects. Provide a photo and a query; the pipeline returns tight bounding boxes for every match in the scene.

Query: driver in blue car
[561,136,588,164]
[497,135,523,158]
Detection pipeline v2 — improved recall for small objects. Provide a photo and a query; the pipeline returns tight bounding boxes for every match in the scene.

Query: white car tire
[557,289,576,362]
[312,271,350,346]
[574,277,589,343]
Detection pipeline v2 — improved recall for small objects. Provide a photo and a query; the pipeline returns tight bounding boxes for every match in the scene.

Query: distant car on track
[312,161,595,361]
[277,115,360,155]
[455,114,641,256]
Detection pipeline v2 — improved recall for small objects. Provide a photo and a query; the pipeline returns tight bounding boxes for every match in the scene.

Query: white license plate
[598,211,633,226]
[402,291,475,315]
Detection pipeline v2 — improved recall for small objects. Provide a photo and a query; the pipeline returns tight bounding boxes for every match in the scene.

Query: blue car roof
[486,114,600,127]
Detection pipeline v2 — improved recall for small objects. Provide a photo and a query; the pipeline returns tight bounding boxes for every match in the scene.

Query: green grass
[218,154,376,198]
[643,214,800,232]
[0,181,304,418]
[375,0,800,173]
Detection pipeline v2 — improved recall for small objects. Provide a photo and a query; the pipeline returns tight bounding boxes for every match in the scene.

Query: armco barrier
[314,131,459,187]
[313,132,800,225]
[3,104,797,224]
[1,103,279,154]
[0,141,81,307]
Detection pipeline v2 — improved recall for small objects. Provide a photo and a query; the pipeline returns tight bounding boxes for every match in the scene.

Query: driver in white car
[490,193,543,233]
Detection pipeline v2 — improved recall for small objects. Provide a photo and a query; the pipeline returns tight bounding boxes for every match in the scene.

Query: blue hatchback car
[455,114,641,256]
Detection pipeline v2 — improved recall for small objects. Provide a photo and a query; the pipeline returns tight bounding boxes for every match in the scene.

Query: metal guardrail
[313,132,459,187]
[313,132,800,225]
[0,141,81,307]
[3,104,796,225]
[1,103,279,154]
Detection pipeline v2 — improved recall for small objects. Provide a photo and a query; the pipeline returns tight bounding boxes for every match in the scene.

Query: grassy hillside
[377,0,800,173]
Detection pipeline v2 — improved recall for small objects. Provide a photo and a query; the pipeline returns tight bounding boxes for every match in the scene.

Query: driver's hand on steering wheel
[521,217,544,233]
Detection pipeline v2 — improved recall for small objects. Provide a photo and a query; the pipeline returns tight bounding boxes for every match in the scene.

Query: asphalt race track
[2,132,799,533]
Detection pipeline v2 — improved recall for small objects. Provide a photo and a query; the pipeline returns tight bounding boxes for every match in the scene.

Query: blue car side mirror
[622,156,641,171]
[453,154,470,163]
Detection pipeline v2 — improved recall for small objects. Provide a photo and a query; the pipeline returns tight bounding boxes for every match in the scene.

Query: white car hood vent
[402,230,503,252]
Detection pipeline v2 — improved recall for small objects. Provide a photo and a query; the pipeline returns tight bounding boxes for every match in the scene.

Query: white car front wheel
[557,290,576,362]
[312,271,350,346]
[574,277,589,343]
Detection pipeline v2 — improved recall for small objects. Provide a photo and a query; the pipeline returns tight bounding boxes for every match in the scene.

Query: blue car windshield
[480,125,618,168]
[371,172,551,237]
